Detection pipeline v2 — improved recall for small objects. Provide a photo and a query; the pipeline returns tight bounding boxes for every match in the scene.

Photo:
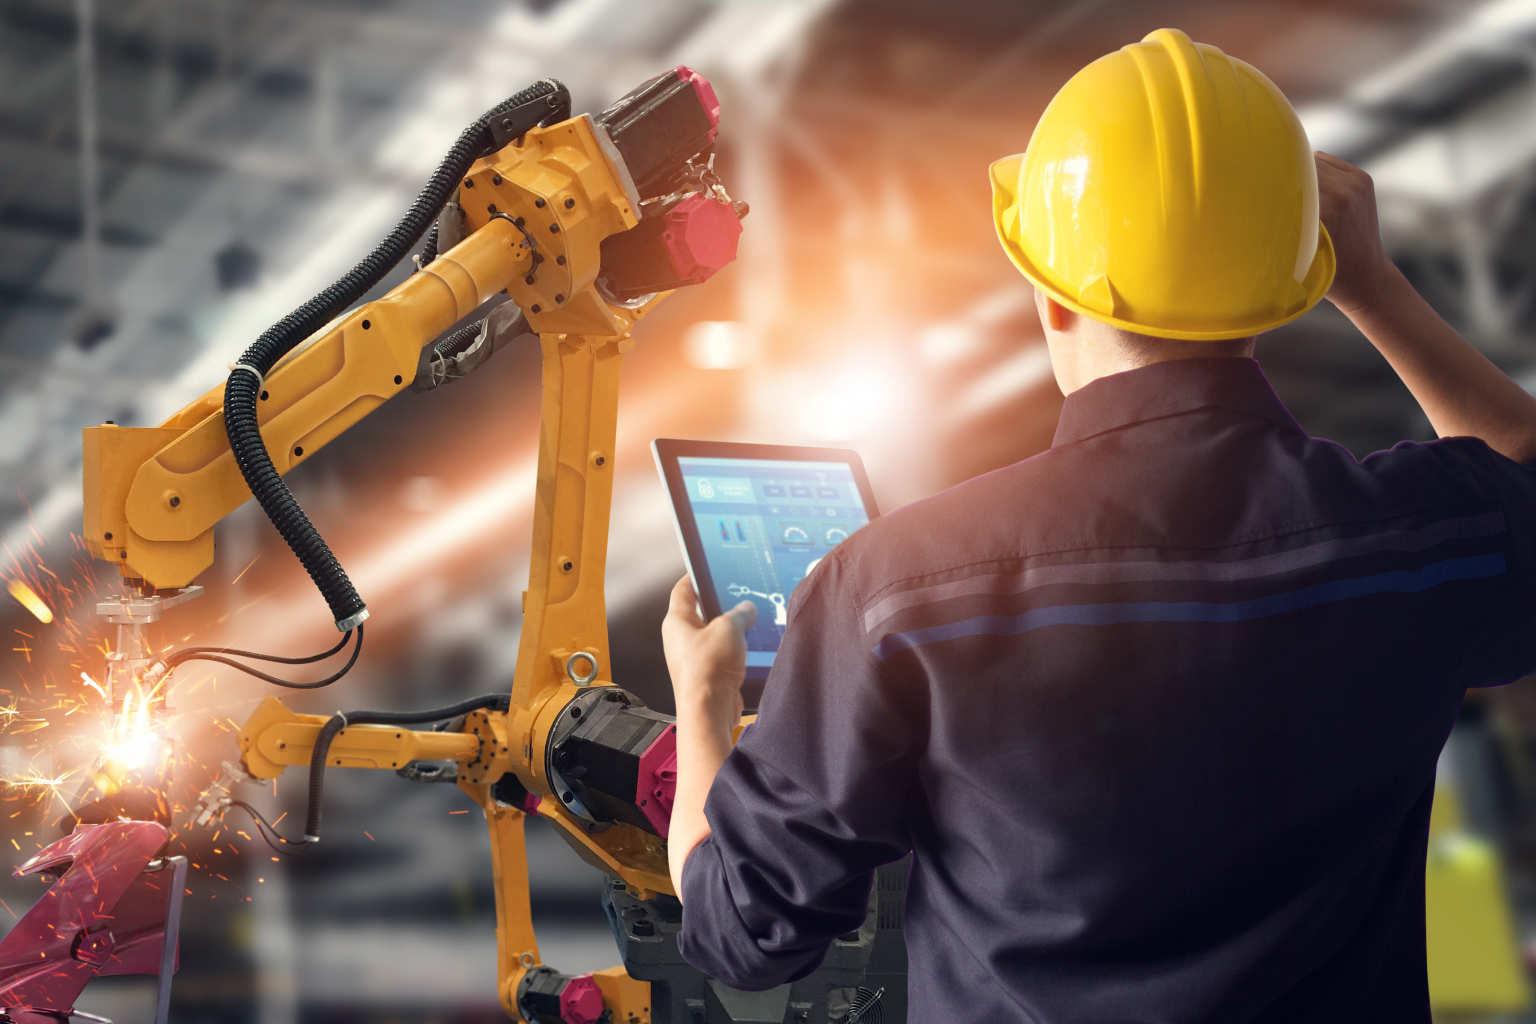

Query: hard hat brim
[988,153,1338,342]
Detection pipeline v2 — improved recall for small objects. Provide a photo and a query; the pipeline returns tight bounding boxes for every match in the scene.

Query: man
[661,28,1536,1022]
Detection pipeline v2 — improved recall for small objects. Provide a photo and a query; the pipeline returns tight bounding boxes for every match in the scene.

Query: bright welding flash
[105,729,169,774]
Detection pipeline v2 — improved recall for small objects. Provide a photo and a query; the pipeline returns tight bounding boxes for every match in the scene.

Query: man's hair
[1110,330,1256,362]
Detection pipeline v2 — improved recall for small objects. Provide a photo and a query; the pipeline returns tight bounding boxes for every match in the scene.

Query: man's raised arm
[1317,151,1536,463]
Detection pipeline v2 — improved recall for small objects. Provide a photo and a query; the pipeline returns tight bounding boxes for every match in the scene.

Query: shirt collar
[1051,357,1304,448]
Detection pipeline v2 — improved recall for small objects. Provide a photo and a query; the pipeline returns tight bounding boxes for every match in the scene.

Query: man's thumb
[727,599,758,632]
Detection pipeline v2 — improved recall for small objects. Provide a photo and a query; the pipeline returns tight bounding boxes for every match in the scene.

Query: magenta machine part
[0,821,186,1024]
[559,973,605,1024]
[516,965,608,1024]
[595,65,746,302]
[635,724,679,838]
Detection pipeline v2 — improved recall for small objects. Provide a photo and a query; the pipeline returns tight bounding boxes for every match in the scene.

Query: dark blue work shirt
[678,357,1536,1022]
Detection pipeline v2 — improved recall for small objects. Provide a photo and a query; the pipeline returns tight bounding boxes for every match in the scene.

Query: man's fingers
[1315,150,1355,172]
[667,574,705,628]
[1315,151,1373,192]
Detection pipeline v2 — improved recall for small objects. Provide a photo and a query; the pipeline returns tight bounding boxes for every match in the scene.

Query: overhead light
[683,320,753,370]
[918,323,982,365]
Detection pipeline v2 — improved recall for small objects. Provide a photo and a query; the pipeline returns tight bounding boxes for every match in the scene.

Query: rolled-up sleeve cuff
[676,835,825,991]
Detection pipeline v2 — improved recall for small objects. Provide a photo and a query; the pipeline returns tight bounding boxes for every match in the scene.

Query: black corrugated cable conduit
[417,220,441,269]
[431,318,487,363]
[222,80,570,631]
[303,694,512,842]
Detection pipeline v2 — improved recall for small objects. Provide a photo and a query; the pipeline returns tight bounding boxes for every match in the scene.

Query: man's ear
[1044,295,1075,333]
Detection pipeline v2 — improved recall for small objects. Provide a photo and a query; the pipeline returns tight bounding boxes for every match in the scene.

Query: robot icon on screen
[727,583,788,626]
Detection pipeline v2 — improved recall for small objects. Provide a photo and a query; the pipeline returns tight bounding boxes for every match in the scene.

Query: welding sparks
[6,769,79,815]
[0,702,48,736]
[79,672,108,702]
[6,580,52,624]
[0,531,290,903]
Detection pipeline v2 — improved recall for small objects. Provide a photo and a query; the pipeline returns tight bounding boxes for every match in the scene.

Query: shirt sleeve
[1420,437,1536,687]
[676,548,923,990]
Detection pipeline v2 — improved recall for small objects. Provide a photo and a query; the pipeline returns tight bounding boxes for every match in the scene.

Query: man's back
[662,32,1536,1020]
[678,357,1536,1021]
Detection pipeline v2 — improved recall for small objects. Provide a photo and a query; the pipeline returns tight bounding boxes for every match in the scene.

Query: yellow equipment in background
[1426,783,1531,1014]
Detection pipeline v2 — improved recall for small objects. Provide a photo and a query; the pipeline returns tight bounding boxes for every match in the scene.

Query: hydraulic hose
[222,79,571,631]
[303,693,512,842]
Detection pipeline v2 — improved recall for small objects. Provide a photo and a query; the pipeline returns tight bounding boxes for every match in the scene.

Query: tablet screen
[674,454,873,669]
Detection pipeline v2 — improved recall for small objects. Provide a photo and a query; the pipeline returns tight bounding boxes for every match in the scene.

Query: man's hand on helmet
[1316,151,1395,318]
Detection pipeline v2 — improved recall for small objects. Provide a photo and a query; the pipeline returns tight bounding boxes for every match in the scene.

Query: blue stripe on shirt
[873,552,1508,660]
[861,511,1508,633]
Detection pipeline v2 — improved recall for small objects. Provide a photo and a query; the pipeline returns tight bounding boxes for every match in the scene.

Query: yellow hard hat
[989,28,1335,341]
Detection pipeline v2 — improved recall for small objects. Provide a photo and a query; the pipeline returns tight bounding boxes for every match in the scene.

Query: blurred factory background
[2,0,1536,1020]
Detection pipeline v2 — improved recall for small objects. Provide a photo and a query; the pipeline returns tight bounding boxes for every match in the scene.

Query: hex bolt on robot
[0,69,906,1024]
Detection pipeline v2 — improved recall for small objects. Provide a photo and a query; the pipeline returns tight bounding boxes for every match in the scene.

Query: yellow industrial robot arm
[83,109,639,591]
[82,68,746,1024]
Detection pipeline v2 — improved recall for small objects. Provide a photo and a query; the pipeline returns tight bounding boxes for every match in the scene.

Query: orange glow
[6,580,52,624]
[683,320,753,369]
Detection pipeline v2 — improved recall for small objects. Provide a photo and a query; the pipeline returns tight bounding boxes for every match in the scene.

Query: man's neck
[1055,335,1256,395]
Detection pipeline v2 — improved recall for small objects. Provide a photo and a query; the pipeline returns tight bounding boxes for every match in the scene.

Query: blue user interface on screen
[678,456,870,667]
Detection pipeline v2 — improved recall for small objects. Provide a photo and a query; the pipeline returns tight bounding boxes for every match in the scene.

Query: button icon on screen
[780,523,812,545]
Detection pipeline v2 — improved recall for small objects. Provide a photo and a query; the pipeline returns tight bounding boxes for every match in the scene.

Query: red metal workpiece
[0,821,178,1022]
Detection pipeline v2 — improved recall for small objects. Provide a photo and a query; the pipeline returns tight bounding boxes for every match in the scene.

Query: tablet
[652,439,879,698]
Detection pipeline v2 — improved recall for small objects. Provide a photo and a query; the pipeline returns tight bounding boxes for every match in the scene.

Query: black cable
[303,693,511,842]
[221,79,571,631]
[227,799,312,857]
[165,628,352,667]
[416,220,440,269]
[167,625,364,691]
[430,318,486,363]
